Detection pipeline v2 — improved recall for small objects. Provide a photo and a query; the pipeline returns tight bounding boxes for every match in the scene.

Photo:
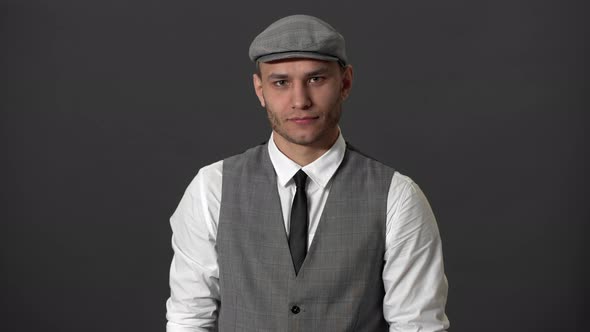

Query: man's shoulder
[221,143,269,172]
[343,143,417,189]
[197,159,224,180]
[189,143,267,188]
[345,142,395,173]
[184,160,223,193]
[224,143,267,162]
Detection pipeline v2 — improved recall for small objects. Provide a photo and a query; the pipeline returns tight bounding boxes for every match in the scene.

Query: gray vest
[217,143,394,331]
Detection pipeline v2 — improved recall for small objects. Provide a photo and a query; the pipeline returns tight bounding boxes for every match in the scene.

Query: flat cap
[249,14,347,65]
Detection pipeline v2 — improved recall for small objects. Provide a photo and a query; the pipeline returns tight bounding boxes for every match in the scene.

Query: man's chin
[285,136,317,146]
[282,132,335,148]
[274,126,338,148]
[273,130,315,146]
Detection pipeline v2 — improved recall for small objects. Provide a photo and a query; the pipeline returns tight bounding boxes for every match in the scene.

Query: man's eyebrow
[267,73,289,80]
[305,68,330,77]
[266,67,332,80]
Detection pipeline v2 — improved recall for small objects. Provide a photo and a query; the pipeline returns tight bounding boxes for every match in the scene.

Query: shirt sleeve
[383,172,450,332]
[166,161,223,332]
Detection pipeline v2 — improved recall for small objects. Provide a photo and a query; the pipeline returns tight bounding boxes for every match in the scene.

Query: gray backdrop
[1,0,587,331]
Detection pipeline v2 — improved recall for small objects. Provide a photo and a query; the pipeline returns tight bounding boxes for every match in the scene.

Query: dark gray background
[1,0,587,331]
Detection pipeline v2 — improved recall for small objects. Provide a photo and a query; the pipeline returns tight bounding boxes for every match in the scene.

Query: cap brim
[257,51,341,64]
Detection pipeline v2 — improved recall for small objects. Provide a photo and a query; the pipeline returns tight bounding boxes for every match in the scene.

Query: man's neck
[272,130,339,167]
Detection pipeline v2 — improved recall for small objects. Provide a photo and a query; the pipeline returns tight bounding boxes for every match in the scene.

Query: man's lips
[290,116,319,124]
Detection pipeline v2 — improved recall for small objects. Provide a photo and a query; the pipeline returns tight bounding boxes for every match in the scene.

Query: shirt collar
[268,131,346,189]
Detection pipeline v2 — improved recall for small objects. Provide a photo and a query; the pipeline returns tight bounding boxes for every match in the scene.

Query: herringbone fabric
[217,143,394,331]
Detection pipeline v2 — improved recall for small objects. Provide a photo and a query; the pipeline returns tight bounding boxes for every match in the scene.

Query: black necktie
[289,170,308,275]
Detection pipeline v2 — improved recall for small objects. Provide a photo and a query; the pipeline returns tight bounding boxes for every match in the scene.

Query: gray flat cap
[249,14,347,65]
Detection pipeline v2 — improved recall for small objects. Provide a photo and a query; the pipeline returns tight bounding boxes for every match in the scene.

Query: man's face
[253,58,353,150]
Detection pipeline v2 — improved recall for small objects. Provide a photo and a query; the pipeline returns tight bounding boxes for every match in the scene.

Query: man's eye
[309,76,324,84]
[273,80,287,87]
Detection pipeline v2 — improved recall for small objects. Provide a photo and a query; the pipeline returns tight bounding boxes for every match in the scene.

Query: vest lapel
[294,148,349,278]
[259,146,299,277]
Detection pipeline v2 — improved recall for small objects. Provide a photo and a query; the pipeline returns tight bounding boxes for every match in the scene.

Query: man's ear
[253,73,266,107]
[340,65,353,101]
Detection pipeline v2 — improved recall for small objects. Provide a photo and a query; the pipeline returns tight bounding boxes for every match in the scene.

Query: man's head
[249,15,353,151]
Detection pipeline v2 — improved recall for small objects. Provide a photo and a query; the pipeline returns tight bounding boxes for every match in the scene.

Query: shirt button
[291,305,301,314]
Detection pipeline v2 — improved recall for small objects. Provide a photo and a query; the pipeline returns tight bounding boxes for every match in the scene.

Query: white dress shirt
[166,132,450,332]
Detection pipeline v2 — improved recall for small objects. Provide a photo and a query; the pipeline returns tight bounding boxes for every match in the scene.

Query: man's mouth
[290,116,320,124]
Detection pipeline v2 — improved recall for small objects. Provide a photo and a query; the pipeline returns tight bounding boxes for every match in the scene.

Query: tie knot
[293,170,308,188]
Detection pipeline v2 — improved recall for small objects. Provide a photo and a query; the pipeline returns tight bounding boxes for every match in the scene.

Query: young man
[166,14,450,331]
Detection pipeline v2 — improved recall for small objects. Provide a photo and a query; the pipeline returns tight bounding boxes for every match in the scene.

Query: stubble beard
[265,103,342,147]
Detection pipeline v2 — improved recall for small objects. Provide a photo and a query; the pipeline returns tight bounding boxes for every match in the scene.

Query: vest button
[290,305,301,314]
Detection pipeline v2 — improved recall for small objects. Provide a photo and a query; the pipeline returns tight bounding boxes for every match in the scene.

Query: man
[166,14,449,331]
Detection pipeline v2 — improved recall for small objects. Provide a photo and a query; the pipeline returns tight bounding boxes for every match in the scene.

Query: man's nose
[291,82,311,110]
